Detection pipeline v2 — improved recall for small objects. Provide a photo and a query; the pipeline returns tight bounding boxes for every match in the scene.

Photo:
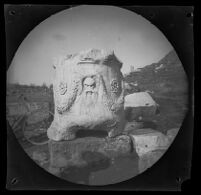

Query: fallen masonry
[124,92,159,121]
[48,127,180,177]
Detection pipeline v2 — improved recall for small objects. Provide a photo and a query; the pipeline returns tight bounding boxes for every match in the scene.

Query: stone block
[125,106,157,121]
[128,128,180,174]
[48,135,132,172]
[47,126,180,178]
[124,92,157,108]
[130,128,171,156]
[124,92,158,120]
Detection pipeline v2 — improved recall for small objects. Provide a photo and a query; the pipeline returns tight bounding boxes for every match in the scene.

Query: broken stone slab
[129,128,174,157]
[48,135,132,174]
[124,92,158,121]
[124,92,157,108]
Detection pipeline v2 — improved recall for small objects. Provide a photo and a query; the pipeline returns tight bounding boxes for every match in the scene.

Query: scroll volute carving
[59,82,67,95]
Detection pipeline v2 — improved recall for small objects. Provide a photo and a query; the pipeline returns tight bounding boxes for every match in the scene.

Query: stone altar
[45,49,179,184]
[47,49,126,141]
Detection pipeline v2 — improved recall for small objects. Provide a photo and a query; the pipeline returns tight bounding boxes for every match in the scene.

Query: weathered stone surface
[124,92,158,120]
[47,49,126,141]
[166,128,180,143]
[138,150,165,173]
[48,135,132,171]
[129,128,180,174]
[124,92,157,107]
[130,128,172,156]
[133,127,179,153]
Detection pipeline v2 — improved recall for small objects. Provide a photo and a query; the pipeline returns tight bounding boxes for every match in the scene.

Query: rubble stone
[130,128,171,156]
[129,128,179,174]
[138,150,165,173]
[124,92,158,120]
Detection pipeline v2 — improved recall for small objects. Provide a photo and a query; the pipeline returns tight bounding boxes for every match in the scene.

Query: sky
[7,5,173,86]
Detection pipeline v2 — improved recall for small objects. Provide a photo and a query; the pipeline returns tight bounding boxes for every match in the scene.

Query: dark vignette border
[3,4,195,191]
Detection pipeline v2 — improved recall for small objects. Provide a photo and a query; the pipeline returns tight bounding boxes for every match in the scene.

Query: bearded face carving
[47,49,126,141]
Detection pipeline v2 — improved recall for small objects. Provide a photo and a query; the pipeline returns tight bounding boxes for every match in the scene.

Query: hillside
[124,50,189,132]
[125,50,188,98]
